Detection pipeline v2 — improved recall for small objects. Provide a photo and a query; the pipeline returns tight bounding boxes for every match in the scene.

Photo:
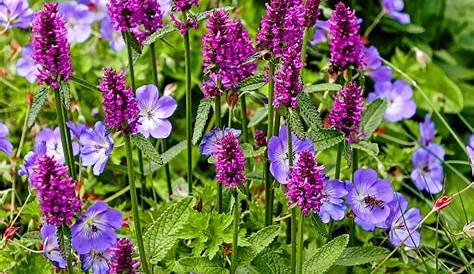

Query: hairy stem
[53,88,74,178]
[215,96,223,213]
[265,62,276,226]
[296,209,304,274]
[183,12,193,194]
[231,189,239,274]
[288,121,296,274]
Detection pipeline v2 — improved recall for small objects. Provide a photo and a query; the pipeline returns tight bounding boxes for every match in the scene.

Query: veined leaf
[175,257,229,274]
[237,225,281,266]
[192,99,212,145]
[304,83,341,93]
[126,32,142,54]
[27,87,48,127]
[308,129,345,151]
[251,250,290,274]
[336,246,389,266]
[131,134,162,164]
[298,92,323,130]
[303,234,349,273]
[243,50,267,65]
[59,81,71,110]
[144,197,193,263]
[360,98,388,139]
[310,213,327,238]
[238,73,265,92]
[287,109,305,139]
[248,107,267,128]
[146,141,186,174]
[241,143,266,158]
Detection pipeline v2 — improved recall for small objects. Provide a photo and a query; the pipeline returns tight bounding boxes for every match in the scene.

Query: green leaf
[287,109,305,139]
[248,107,267,128]
[192,99,212,145]
[175,257,229,274]
[310,213,327,238]
[351,141,379,155]
[251,250,290,274]
[298,93,323,130]
[241,143,266,158]
[237,225,281,266]
[59,82,71,110]
[243,50,267,65]
[303,234,349,274]
[335,246,389,266]
[360,98,388,139]
[145,140,186,174]
[27,87,48,127]
[126,31,142,54]
[308,129,345,151]
[304,83,341,93]
[131,134,162,164]
[238,73,266,92]
[144,197,193,263]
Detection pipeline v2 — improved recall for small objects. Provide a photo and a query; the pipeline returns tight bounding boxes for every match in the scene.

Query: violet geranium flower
[0,122,13,156]
[381,0,410,25]
[267,126,314,184]
[136,84,177,139]
[468,134,474,176]
[317,179,348,223]
[80,248,114,274]
[386,193,421,248]
[80,122,114,175]
[59,1,96,44]
[71,201,123,254]
[419,114,436,146]
[100,17,125,52]
[199,127,241,156]
[410,143,445,194]
[40,224,66,269]
[16,45,38,83]
[0,0,33,29]
[346,168,394,226]
[368,80,416,122]
[310,20,328,45]
[362,46,393,83]
[213,133,247,189]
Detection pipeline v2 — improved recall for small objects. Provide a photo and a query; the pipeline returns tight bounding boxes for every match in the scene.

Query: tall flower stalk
[183,16,193,194]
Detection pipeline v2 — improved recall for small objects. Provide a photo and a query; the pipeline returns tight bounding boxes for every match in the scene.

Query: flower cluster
[286,150,325,216]
[107,0,140,32]
[303,0,320,27]
[133,0,164,43]
[174,0,199,12]
[327,81,364,143]
[31,3,73,89]
[213,133,246,188]
[328,2,364,73]
[110,238,139,273]
[202,9,256,98]
[98,67,140,133]
[32,155,81,226]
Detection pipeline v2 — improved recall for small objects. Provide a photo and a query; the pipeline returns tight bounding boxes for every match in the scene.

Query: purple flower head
[110,238,139,274]
[327,81,364,143]
[67,121,88,140]
[0,0,33,29]
[254,129,267,148]
[32,2,74,89]
[328,2,364,73]
[107,0,140,32]
[170,13,197,35]
[16,45,38,83]
[268,126,314,184]
[173,0,198,12]
[273,44,304,109]
[317,179,348,223]
[59,2,95,44]
[80,122,114,175]
[80,248,114,274]
[98,67,140,133]
[381,0,410,24]
[368,80,416,122]
[419,114,435,146]
[100,16,125,52]
[304,0,320,27]
[132,0,163,43]
[136,84,177,139]
[199,127,241,156]
[346,168,394,226]
[33,155,81,226]
[0,122,13,156]
[213,133,246,188]
[286,150,325,216]
[386,193,421,248]
[362,46,393,82]
[40,224,66,269]
[410,143,445,194]
[310,20,328,45]
[71,201,122,254]
[202,9,256,97]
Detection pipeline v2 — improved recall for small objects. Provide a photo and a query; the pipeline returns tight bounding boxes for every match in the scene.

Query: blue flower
[368,80,416,122]
[100,16,125,52]
[419,115,436,146]
[16,45,38,83]
[386,193,421,248]
[79,122,114,175]
[381,0,410,24]
[80,248,114,274]
[410,143,445,194]
[0,0,34,29]
[199,127,241,156]
[363,46,393,83]
[317,179,348,223]
[59,1,96,43]
[40,224,66,269]
[0,122,13,156]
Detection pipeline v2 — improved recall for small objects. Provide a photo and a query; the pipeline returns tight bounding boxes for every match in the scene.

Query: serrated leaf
[126,32,142,54]
[238,73,265,92]
[251,250,290,274]
[131,134,162,164]
[145,140,186,174]
[298,93,323,130]
[192,99,212,145]
[248,107,267,128]
[241,143,266,158]
[303,234,349,274]
[144,198,193,263]
[336,246,389,266]
[243,50,267,65]
[360,99,388,139]
[175,257,229,274]
[308,129,345,151]
[351,141,379,155]
[287,109,305,139]
[27,87,48,127]
[60,82,71,110]
[237,225,281,266]
[304,83,342,93]
[310,213,327,238]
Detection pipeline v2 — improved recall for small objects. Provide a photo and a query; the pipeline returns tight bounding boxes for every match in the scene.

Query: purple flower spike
[257,0,291,57]
[173,0,198,12]
[346,168,394,226]
[303,0,320,28]
[136,84,177,139]
[80,248,114,274]
[327,81,364,143]
[254,129,267,148]
[386,193,421,248]
[16,45,38,83]
[410,143,445,194]
[100,17,126,52]
[132,0,163,43]
[32,2,74,89]
[419,114,435,146]
[317,179,348,223]
[40,224,66,269]
[199,127,241,156]
[80,122,114,175]
[368,80,416,122]
[286,150,325,216]
[33,155,81,226]
[107,0,140,32]
[0,0,33,29]
[98,67,140,133]
[328,2,364,73]
[110,238,139,274]
[362,46,393,82]
[0,122,13,156]
[71,201,122,254]
[213,133,247,189]
[381,0,410,24]
[268,126,314,184]
[273,44,304,109]
[59,2,96,44]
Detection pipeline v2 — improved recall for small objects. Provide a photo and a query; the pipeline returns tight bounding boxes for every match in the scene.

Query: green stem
[350,148,358,247]
[124,133,150,274]
[335,142,343,179]
[296,209,304,274]
[215,96,223,213]
[61,103,76,179]
[265,62,276,226]
[183,12,193,194]
[231,190,239,274]
[363,10,385,38]
[70,75,98,92]
[240,95,252,201]
[53,88,74,177]
[60,226,74,274]
[288,121,296,274]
